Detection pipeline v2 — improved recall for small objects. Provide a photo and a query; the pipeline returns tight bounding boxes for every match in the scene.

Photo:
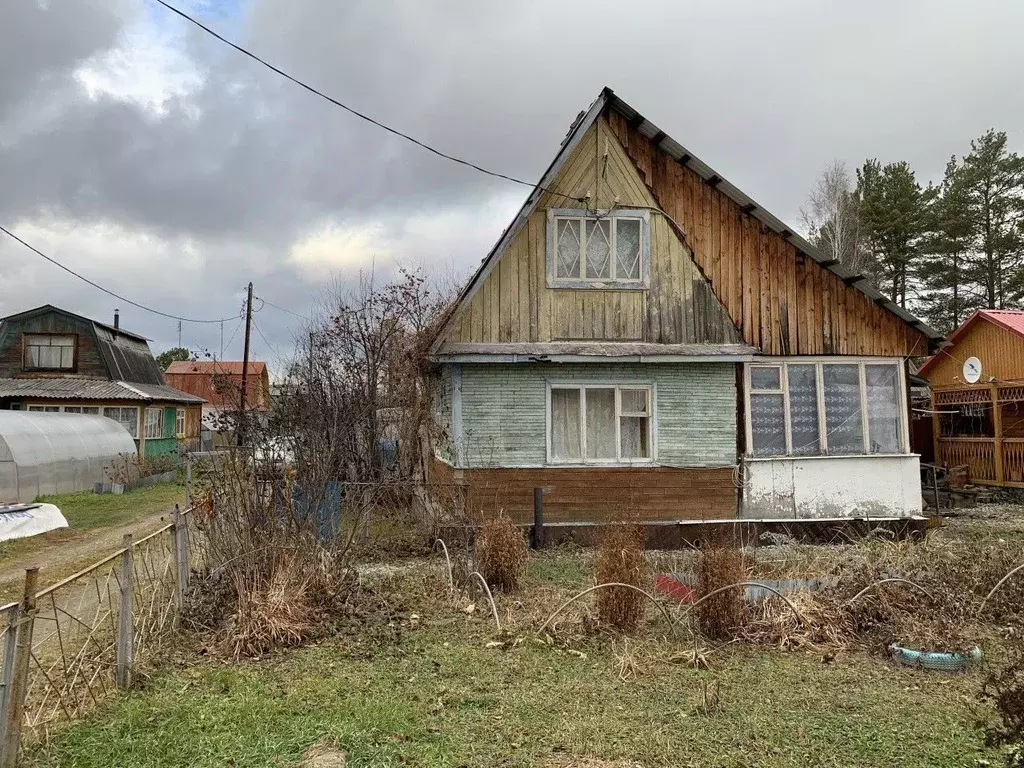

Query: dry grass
[594,525,646,631]
[475,513,527,591]
[694,536,747,640]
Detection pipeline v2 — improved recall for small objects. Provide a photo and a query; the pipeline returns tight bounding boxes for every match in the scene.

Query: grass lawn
[34,482,186,533]
[27,551,999,768]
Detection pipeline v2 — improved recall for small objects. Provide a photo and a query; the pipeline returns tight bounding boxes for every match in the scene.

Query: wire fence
[0,506,203,765]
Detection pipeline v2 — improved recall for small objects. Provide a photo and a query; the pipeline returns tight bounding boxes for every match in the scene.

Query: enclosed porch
[933,385,1024,487]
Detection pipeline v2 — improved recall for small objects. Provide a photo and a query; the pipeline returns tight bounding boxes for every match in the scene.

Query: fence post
[2,568,38,768]
[0,605,20,756]
[116,535,133,690]
[171,506,185,613]
[184,460,191,512]
[532,487,545,549]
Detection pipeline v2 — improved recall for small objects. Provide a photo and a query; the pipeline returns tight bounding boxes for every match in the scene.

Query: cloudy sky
[2,0,1022,375]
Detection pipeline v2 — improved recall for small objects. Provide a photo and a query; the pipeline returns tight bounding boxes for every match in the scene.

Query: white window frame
[545,381,656,465]
[745,358,909,458]
[103,406,140,439]
[175,408,186,437]
[546,208,650,289]
[144,407,164,440]
[27,405,60,413]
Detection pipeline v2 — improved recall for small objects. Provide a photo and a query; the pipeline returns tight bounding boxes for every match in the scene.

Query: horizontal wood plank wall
[604,111,929,358]
[445,465,736,524]
[923,319,1024,387]
[446,117,739,347]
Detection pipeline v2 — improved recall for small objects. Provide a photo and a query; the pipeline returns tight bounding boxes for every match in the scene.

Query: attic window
[547,209,649,289]
[24,334,75,370]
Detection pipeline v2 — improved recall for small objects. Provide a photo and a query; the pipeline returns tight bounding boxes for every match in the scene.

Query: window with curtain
[103,406,139,438]
[549,385,652,463]
[24,334,75,370]
[548,210,648,287]
[144,408,164,439]
[747,360,905,457]
[176,408,186,437]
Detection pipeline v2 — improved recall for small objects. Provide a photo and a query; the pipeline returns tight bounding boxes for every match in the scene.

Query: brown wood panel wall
[429,462,736,524]
[604,111,928,358]
[922,318,1024,387]
[0,314,105,378]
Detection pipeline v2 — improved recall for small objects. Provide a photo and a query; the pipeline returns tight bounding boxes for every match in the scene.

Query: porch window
[103,406,139,438]
[24,334,75,370]
[547,209,649,288]
[27,405,59,413]
[747,360,905,457]
[144,407,164,439]
[549,384,653,463]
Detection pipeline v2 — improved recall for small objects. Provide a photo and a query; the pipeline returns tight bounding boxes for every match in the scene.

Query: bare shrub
[981,648,1024,768]
[595,524,647,631]
[695,534,747,640]
[475,514,526,591]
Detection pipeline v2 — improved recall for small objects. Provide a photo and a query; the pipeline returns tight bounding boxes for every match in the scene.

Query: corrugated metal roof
[93,325,166,385]
[0,378,202,403]
[165,361,267,376]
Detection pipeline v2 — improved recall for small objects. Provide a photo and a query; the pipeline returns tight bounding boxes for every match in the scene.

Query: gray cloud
[2,0,1024,369]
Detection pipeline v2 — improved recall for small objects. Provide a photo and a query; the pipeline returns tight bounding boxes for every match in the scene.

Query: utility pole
[220,320,224,360]
[237,282,253,446]
[177,320,182,347]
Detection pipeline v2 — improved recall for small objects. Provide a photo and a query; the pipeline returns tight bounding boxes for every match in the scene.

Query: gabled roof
[917,309,1024,377]
[431,87,942,354]
[165,361,267,376]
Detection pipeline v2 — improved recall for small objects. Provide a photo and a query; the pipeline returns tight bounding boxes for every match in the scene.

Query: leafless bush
[475,514,526,591]
[595,524,647,631]
[695,535,747,640]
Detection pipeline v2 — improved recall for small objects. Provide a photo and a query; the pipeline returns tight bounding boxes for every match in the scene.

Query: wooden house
[918,309,1024,487]
[165,360,271,440]
[427,88,943,524]
[0,305,203,459]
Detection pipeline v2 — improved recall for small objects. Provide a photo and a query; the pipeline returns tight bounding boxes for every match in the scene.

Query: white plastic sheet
[0,503,68,541]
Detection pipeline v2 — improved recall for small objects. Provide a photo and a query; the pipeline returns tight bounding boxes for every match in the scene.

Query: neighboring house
[0,305,203,460]
[918,309,1024,487]
[427,88,942,523]
[164,360,270,435]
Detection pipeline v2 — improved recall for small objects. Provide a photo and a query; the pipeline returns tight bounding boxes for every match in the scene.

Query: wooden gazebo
[919,310,1024,487]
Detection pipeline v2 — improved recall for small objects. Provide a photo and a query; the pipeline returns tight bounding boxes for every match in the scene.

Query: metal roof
[431,87,943,353]
[0,378,203,404]
[917,309,1024,377]
[165,361,267,376]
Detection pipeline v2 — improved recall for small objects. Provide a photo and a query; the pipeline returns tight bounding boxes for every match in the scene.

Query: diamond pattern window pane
[615,219,641,280]
[555,219,581,279]
[787,364,821,455]
[585,219,611,279]
[750,393,786,456]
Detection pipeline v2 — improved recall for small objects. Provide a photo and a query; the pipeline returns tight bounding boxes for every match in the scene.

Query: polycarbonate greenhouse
[0,412,138,503]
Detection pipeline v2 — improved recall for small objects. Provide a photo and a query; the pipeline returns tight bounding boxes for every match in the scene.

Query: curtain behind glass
[585,388,616,459]
[551,389,581,460]
[823,364,864,454]
[787,364,820,455]
[866,365,901,453]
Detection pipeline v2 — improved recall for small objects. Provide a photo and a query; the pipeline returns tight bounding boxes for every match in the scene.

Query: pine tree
[916,157,978,333]
[856,159,934,308]
[959,129,1024,308]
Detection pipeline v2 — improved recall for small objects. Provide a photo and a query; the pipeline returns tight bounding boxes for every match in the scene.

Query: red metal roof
[917,310,1024,377]
[164,360,270,410]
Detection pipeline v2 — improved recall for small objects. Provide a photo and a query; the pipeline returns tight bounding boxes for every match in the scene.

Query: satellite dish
[963,356,982,384]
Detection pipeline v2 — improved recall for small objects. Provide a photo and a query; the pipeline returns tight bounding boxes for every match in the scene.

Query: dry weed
[475,513,527,591]
[595,525,647,631]
[694,535,747,640]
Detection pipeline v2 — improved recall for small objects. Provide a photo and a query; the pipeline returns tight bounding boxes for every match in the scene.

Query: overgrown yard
[26,507,1020,768]
[0,482,185,601]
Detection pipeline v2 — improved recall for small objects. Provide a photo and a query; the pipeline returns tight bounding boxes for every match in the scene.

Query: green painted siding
[142,406,182,460]
[452,362,737,468]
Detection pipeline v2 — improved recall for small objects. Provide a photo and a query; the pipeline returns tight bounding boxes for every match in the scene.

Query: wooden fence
[0,505,205,766]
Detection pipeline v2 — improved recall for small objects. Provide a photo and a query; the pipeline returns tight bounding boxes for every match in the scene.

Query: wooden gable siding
[922,318,1024,388]
[446,117,740,346]
[604,111,929,358]
[0,313,106,379]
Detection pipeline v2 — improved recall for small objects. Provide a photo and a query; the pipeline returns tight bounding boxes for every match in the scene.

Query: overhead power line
[150,0,585,204]
[0,223,240,325]
[254,295,303,319]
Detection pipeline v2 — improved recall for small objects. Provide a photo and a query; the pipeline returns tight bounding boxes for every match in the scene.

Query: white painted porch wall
[743,455,922,519]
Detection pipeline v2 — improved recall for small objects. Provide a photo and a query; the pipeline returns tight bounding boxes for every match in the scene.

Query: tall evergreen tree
[856,159,933,308]
[959,129,1024,308]
[916,157,977,333]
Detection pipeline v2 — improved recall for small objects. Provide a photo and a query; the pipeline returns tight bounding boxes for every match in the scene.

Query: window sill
[745,453,919,462]
[547,280,647,291]
[546,461,656,467]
